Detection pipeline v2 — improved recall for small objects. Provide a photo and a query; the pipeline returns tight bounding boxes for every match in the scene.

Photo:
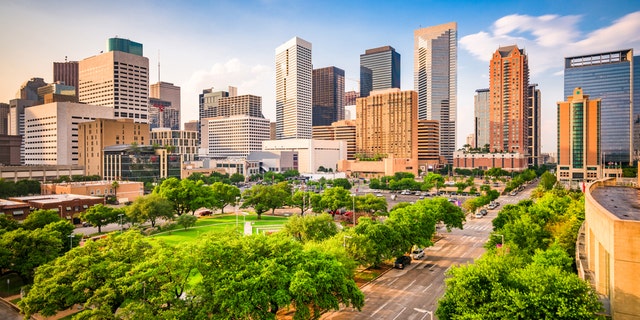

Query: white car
[411,247,425,259]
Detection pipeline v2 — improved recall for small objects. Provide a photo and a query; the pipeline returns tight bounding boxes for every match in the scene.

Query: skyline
[2,1,640,153]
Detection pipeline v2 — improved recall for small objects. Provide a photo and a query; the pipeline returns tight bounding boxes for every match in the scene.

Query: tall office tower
[150,81,181,129]
[414,22,457,163]
[474,88,490,150]
[149,98,179,130]
[16,78,48,103]
[8,99,36,164]
[312,120,356,160]
[79,118,149,176]
[359,46,400,98]
[199,88,230,121]
[275,37,312,140]
[79,38,149,123]
[53,60,79,97]
[218,95,264,118]
[557,87,601,182]
[345,90,359,106]
[0,103,9,135]
[528,84,541,166]
[417,119,441,166]
[356,88,418,159]
[312,66,345,126]
[489,45,530,155]
[564,49,640,165]
[24,102,114,166]
[184,120,199,132]
[466,133,476,149]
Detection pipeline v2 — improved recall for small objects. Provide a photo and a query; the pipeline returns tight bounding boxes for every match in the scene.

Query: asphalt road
[0,300,21,320]
[324,180,537,319]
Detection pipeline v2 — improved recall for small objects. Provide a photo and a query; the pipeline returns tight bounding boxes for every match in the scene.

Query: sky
[2,0,640,153]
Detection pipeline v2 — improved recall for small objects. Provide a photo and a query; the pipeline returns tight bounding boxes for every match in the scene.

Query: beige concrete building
[339,155,418,179]
[582,177,640,319]
[313,120,356,160]
[275,37,312,139]
[0,165,85,183]
[79,38,149,123]
[78,118,150,177]
[202,115,271,157]
[262,139,346,174]
[41,180,144,202]
[184,120,199,132]
[150,127,198,159]
[417,119,441,170]
[150,81,180,112]
[24,102,114,166]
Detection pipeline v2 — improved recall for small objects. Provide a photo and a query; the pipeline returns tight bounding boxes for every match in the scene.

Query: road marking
[391,307,407,320]
[403,279,417,291]
[422,283,433,293]
[370,301,389,318]
[387,278,398,286]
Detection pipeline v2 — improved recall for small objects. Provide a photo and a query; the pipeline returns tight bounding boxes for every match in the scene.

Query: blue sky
[2,0,640,153]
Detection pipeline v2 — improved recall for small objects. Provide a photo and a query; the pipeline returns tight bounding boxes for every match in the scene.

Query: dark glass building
[359,46,400,97]
[564,49,640,165]
[312,66,345,126]
[103,144,180,182]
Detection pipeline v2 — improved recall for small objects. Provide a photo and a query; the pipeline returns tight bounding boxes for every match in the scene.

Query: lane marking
[422,283,433,293]
[391,307,407,320]
[370,301,389,318]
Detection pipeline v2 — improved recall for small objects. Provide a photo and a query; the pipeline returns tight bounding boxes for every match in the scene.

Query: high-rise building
[150,81,181,129]
[16,78,48,103]
[149,98,180,130]
[417,119,441,167]
[556,87,601,182]
[218,95,264,118]
[79,118,150,177]
[474,88,490,150]
[359,46,400,98]
[184,120,199,132]
[275,37,312,140]
[313,120,356,160]
[201,115,271,157]
[564,49,640,165]
[150,82,180,111]
[150,128,198,160]
[414,22,457,163]
[312,66,345,126]
[489,45,530,155]
[199,88,230,121]
[24,102,114,166]
[8,98,36,164]
[0,103,9,135]
[344,90,359,106]
[79,38,149,123]
[528,84,542,166]
[53,60,79,97]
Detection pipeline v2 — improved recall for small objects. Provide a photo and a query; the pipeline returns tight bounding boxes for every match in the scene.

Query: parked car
[475,211,483,219]
[411,247,425,259]
[394,255,412,269]
[487,203,497,210]
[375,193,384,197]
[480,209,488,216]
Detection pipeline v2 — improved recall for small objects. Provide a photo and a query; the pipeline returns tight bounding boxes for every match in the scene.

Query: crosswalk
[463,224,492,231]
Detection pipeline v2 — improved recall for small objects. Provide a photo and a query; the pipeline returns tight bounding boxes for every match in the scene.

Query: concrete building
[41,180,144,202]
[150,81,180,113]
[0,165,85,183]
[150,127,198,159]
[16,78,47,103]
[557,88,601,183]
[360,46,400,98]
[0,103,9,135]
[37,82,76,99]
[53,60,79,97]
[528,84,542,166]
[218,95,264,118]
[9,194,104,222]
[201,115,271,157]
[78,118,150,177]
[149,97,180,130]
[103,144,180,182]
[417,120,441,170]
[339,155,419,178]
[184,120,199,132]
[79,38,149,123]
[275,37,312,139]
[262,139,346,174]
[564,49,640,165]
[312,66,345,126]
[474,88,490,149]
[453,151,528,172]
[248,151,297,174]
[24,102,114,166]
[466,133,476,149]
[414,22,457,163]
[9,98,36,163]
[0,199,30,221]
[312,120,356,160]
[0,135,22,166]
[581,177,640,319]
[345,90,359,106]
[489,45,530,155]
[199,88,230,123]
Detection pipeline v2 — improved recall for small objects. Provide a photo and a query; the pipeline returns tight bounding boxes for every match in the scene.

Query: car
[414,191,421,196]
[510,191,518,196]
[375,193,384,197]
[82,222,93,227]
[394,255,412,269]
[475,211,483,219]
[487,204,497,210]
[480,209,488,216]
[411,247,425,259]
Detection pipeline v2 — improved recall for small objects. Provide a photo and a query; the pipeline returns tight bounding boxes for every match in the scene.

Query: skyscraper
[414,22,457,163]
[275,36,312,140]
[53,60,79,97]
[312,66,345,126]
[359,46,400,98]
[528,84,541,166]
[556,87,601,182]
[564,49,640,165]
[79,38,149,123]
[150,81,181,130]
[474,88,490,150]
[489,45,530,155]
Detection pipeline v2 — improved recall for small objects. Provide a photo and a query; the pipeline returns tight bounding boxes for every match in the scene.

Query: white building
[275,37,312,140]
[262,139,346,174]
[24,102,114,165]
[202,115,271,157]
[79,38,149,123]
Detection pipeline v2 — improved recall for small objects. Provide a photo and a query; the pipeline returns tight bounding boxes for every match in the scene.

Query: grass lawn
[150,213,289,246]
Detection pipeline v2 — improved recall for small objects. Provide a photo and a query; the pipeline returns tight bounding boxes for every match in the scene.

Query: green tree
[290,190,315,215]
[539,171,557,190]
[111,180,120,198]
[210,182,241,214]
[229,172,245,184]
[0,228,63,282]
[21,209,61,230]
[176,214,198,230]
[331,178,352,190]
[43,220,79,253]
[282,213,338,243]
[353,218,401,267]
[0,215,20,233]
[423,173,445,192]
[241,184,271,220]
[154,178,213,216]
[126,194,175,228]
[319,186,351,216]
[81,204,117,233]
[356,193,388,217]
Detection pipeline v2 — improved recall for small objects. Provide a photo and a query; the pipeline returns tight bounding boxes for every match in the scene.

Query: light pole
[495,233,504,248]
[235,196,240,232]
[68,234,74,250]
[118,213,124,233]
[343,235,352,248]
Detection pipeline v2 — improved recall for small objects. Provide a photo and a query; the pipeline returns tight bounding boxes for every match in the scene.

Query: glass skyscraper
[312,66,345,127]
[359,46,400,98]
[474,88,490,149]
[564,49,639,164]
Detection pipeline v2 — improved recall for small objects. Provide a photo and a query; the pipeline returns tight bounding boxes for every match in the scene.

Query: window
[13,210,24,216]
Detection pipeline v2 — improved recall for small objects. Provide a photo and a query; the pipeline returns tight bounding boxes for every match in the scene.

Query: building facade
[262,139,345,174]
[312,120,356,160]
[218,95,264,118]
[312,66,345,126]
[9,194,104,222]
[453,151,529,172]
[0,135,22,166]
[202,115,271,158]
[24,102,114,166]
[79,38,149,123]
[414,22,457,163]
[78,118,150,177]
[8,99,36,164]
[149,97,180,130]
[474,88,490,149]
[417,120,441,169]
[359,46,400,98]
[556,87,601,183]
[53,60,79,97]
[103,145,180,182]
[489,45,530,155]
[150,127,198,158]
[41,180,144,202]
[275,37,312,140]
[0,103,9,135]
[16,78,47,103]
[528,84,542,166]
[564,49,640,165]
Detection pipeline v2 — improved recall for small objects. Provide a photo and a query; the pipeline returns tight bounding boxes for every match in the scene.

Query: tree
[331,178,352,190]
[353,218,401,267]
[21,209,61,230]
[263,182,291,215]
[539,171,557,190]
[356,193,388,217]
[241,185,271,220]
[126,194,175,228]
[154,178,213,216]
[111,180,120,198]
[81,204,117,233]
[176,214,198,230]
[210,182,241,214]
[290,190,315,215]
[230,172,245,184]
[319,186,351,216]
[0,228,63,282]
[423,173,445,192]
[282,213,338,243]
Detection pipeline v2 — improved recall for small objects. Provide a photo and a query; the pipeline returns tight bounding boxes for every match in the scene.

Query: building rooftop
[591,186,640,221]
[0,199,29,207]
[42,180,141,187]
[11,194,102,205]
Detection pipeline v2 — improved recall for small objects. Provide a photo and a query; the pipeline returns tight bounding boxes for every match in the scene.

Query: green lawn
[150,213,289,246]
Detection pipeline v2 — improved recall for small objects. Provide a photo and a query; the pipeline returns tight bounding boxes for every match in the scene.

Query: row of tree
[0,178,40,198]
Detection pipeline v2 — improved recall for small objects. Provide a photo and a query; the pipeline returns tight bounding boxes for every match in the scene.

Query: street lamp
[235,196,240,232]
[351,194,356,226]
[343,235,352,248]
[118,213,124,233]
[495,233,504,248]
[68,234,74,250]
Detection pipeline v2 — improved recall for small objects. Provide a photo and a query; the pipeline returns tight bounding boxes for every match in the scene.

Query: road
[324,180,537,319]
[0,300,21,320]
